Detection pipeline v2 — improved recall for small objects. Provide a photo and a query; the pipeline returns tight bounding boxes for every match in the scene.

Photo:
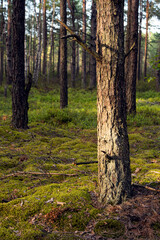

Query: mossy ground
[0,86,160,239]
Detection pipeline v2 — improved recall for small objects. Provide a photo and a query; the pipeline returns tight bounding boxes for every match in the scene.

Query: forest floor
[0,87,160,239]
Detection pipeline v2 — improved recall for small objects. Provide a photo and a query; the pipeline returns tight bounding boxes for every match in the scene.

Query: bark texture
[60,0,68,108]
[6,0,12,85]
[12,0,32,129]
[97,0,131,205]
[89,0,97,89]
[82,0,86,88]
[144,0,149,80]
[137,0,142,82]
[125,0,139,114]
[42,0,47,77]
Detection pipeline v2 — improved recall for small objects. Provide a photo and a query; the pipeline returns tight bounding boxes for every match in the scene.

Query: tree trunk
[89,0,97,89]
[60,0,68,108]
[12,0,32,129]
[144,0,149,80]
[125,0,139,114]
[76,43,79,76]
[137,0,142,82]
[6,0,12,85]
[0,0,4,85]
[82,0,86,88]
[42,0,47,77]
[97,0,131,205]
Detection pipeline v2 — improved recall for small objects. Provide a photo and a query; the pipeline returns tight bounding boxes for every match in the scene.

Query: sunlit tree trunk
[97,0,131,205]
[144,0,149,80]
[137,0,143,82]
[42,0,47,78]
[0,0,4,85]
[60,0,68,108]
[82,0,86,88]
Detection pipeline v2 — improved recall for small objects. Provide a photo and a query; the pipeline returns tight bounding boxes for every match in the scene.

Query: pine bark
[137,0,142,82]
[0,0,4,85]
[42,0,47,77]
[97,0,131,205]
[60,0,68,108]
[89,0,97,89]
[12,0,32,129]
[144,0,149,80]
[125,0,139,114]
[82,0,86,88]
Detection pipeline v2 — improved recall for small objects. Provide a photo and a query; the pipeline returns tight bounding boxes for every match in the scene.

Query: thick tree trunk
[6,0,12,85]
[89,0,97,89]
[125,0,139,114]
[82,0,86,88]
[97,0,131,205]
[12,0,32,129]
[144,0,149,80]
[60,0,68,108]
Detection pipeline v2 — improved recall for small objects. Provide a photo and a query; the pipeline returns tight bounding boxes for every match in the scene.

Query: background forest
[0,0,160,239]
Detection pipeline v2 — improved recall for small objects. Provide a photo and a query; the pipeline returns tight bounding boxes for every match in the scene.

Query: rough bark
[12,0,32,129]
[82,0,86,88]
[76,43,79,76]
[144,0,149,80]
[97,0,131,205]
[0,0,4,85]
[89,0,97,89]
[125,0,139,114]
[6,0,12,85]
[60,0,68,108]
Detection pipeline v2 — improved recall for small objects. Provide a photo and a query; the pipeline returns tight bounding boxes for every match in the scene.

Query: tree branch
[56,19,102,62]
[125,42,135,59]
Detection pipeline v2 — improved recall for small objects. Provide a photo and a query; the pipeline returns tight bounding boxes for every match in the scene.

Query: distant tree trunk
[97,0,131,205]
[125,0,139,114]
[67,0,76,88]
[156,45,160,91]
[6,0,12,85]
[12,0,32,129]
[60,0,68,108]
[57,34,60,78]
[0,0,4,85]
[76,43,79,76]
[144,0,149,80]
[42,0,47,77]
[137,0,142,82]
[89,0,97,89]
[82,0,86,88]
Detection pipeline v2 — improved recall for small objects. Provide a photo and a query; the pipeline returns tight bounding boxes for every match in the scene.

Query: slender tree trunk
[97,0,131,205]
[0,0,4,85]
[6,0,12,85]
[57,34,60,78]
[89,0,97,89]
[82,0,86,88]
[125,0,139,114]
[137,0,142,82]
[12,0,32,129]
[144,0,149,80]
[156,45,160,91]
[60,0,68,108]
[76,43,79,76]
[42,0,47,77]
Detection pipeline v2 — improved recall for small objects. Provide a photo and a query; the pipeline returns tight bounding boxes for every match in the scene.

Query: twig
[132,183,160,192]
[0,171,78,180]
[56,19,102,62]
[125,42,135,58]
[73,161,98,165]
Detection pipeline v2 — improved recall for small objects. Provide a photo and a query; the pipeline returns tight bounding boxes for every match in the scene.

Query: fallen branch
[56,19,102,62]
[73,161,98,165]
[132,183,160,192]
[0,171,78,180]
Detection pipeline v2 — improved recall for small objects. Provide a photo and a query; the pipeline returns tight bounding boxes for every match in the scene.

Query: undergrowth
[0,86,160,239]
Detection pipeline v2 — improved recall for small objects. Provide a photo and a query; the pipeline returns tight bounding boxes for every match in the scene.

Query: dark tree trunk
[144,0,149,80]
[89,0,97,89]
[57,34,60,78]
[60,0,68,108]
[82,0,86,88]
[12,0,32,129]
[125,0,139,114]
[76,43,79,76]
[7,0,12,85]
[97,0,131,205]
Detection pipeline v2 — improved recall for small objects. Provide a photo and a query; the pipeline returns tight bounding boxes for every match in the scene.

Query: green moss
[94,219,125,238]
